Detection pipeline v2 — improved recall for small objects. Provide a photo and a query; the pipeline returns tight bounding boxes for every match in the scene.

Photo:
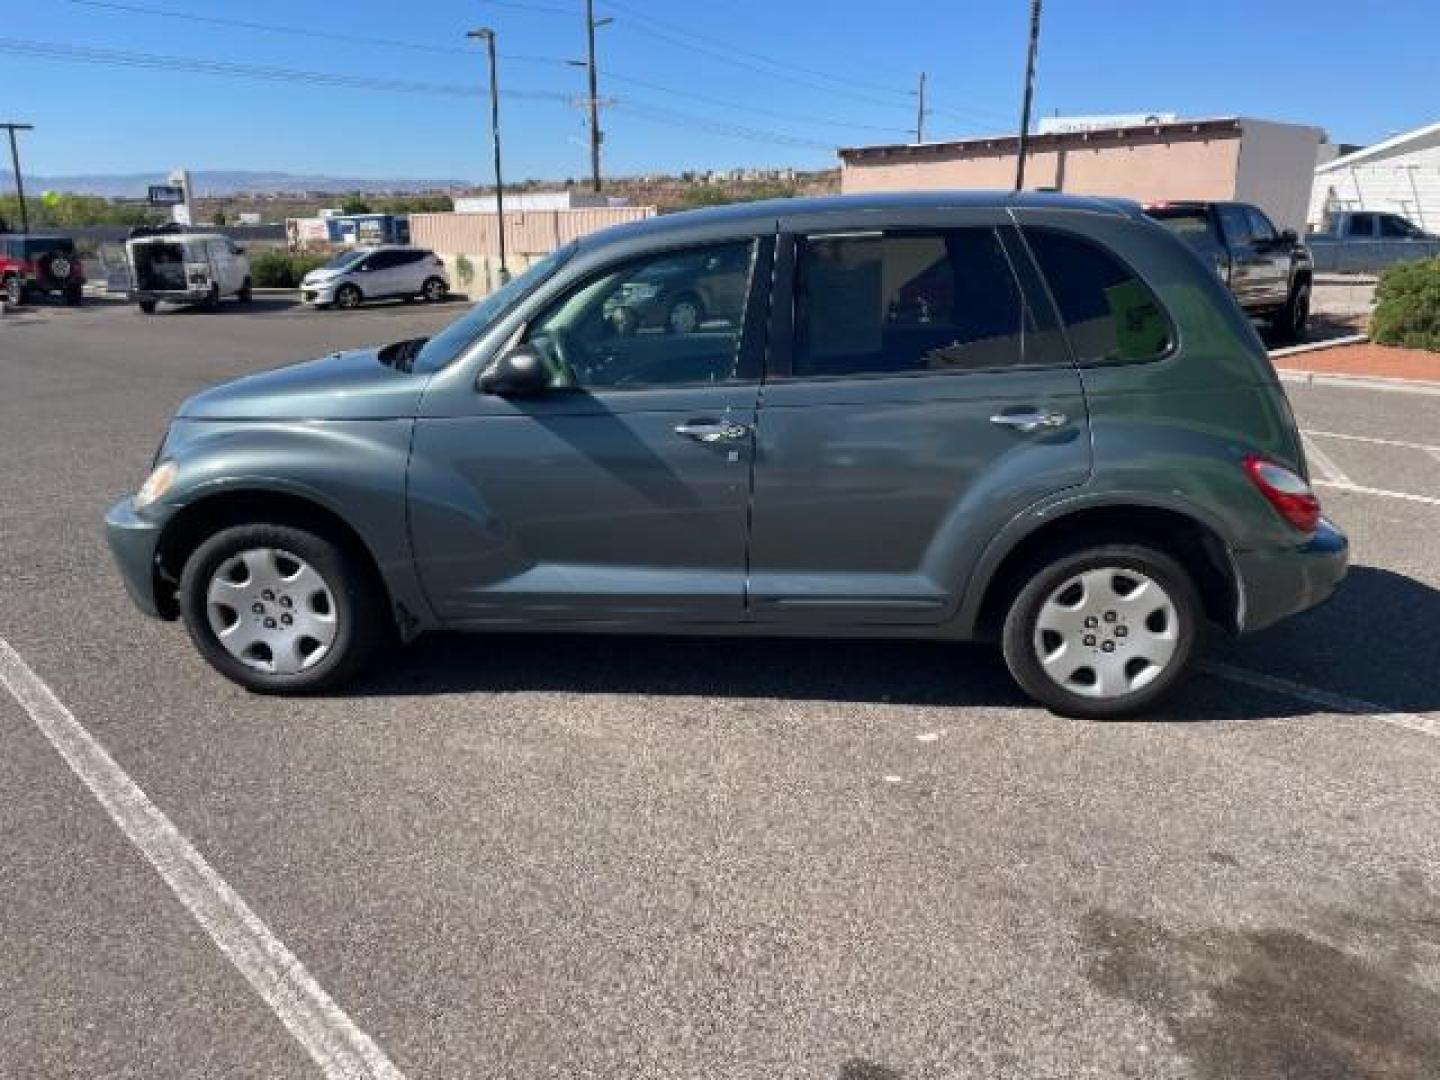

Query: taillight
[1244,454,1321,533]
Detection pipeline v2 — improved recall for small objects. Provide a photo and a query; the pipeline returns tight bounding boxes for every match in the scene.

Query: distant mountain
[0,169,467,197]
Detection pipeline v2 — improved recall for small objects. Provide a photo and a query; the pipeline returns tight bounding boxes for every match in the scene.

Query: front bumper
[1234,516,1349,634]
[104,497,168,618]
[301,279,340,304]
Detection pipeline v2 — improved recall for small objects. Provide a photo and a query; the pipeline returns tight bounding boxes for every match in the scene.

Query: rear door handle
[990,410,1067,433]
[674,419,751,443]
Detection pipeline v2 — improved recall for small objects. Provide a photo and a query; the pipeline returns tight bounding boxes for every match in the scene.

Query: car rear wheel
[137,299,158,314]
[421,276,447,302]
[178,523,384,693]
[335,283,363,310]
[238,278,253,303]
[1001,544,1201,719]
[63,284,83,306]
[3,276,23,306]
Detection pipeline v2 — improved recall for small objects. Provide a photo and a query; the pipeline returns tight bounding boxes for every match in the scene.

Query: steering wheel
[534,327,584,387]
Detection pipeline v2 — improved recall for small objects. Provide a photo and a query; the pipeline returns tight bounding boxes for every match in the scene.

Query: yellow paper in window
[1105,278,1167,358]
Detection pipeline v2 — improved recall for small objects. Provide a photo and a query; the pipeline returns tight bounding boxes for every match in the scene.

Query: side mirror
[1279,229,1298,245]
[478,345,550,396]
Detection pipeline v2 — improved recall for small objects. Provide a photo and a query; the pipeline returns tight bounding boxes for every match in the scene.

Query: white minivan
[300,246,450,309]
[126,231,252,313]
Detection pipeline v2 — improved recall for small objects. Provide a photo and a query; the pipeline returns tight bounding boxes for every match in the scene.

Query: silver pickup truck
[1307,211,1440,274]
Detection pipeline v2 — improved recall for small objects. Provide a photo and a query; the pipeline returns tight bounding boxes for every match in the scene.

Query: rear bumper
[1234,517,1349,634]
[104,497,168,619]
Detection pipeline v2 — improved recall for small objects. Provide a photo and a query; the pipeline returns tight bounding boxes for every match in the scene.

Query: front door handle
[674,419,751,443]
[990,410,1067,433]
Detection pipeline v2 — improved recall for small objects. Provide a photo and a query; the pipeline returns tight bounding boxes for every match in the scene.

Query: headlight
[134,460,177,510]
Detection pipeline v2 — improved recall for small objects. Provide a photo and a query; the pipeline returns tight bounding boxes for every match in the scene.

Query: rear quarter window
[1023,227,1173,366]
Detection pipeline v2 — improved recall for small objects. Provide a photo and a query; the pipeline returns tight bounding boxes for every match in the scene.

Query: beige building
[840,117,1324,234]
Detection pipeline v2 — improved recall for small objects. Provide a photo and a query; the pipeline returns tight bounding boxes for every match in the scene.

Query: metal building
[1309,120,1440,231]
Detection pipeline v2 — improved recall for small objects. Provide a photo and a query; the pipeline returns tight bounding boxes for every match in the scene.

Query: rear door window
[1023,228,1173,366]
[1378,215,1416,238]
[792,227,1034,378]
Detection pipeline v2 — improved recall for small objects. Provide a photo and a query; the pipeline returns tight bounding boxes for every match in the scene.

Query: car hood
[177,347,428,421]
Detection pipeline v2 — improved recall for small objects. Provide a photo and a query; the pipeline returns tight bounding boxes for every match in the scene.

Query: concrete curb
[1268,334,1369,360]
[1277,369,1440,395]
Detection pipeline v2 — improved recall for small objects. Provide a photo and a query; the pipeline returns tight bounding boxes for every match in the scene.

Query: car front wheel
[335,284,363,310]
[178,523,384,693]
[1001,544,1201,719]
[421,276,447,302]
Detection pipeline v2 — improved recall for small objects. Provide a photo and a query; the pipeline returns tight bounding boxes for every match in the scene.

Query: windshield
[322,249,368,270]
[413,243,576,373]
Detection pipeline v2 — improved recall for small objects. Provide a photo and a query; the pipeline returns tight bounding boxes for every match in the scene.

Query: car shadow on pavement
[339,566,1440,722]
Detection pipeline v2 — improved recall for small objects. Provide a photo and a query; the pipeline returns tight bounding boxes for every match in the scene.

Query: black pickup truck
[1144,201,1313,342]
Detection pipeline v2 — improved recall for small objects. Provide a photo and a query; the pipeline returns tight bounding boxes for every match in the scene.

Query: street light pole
[468,28,508,282]
[1014,0,1043,191]
[2,122,34,233]
[914,72,928,144]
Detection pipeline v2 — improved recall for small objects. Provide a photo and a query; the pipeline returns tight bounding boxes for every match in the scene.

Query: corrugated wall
[410,206,655,257]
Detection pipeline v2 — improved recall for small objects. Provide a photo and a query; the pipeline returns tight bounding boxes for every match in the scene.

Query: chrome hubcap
[1033,567,1179,699]
[206,548,338,675]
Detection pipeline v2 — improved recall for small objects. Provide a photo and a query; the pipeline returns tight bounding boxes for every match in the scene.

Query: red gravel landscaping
[1273,341,1440,382]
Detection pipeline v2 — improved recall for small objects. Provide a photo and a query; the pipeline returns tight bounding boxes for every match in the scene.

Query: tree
[340,194,373,215]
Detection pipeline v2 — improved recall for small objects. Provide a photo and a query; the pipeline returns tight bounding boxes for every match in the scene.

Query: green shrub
[1370,257,1440,352]
[249,251,328,289]
[455,254,475,287]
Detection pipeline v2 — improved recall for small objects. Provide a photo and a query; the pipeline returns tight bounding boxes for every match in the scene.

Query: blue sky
[4,0,1437,184]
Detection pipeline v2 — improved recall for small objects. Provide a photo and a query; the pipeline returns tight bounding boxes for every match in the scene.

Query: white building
[1309,120,1440,231]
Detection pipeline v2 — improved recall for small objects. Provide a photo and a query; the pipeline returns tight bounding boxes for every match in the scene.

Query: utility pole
[2,122,34,233]
[581,1,613,193]
[467,28,507,281]
[1014,0,1043,191]
[914,72,928,144]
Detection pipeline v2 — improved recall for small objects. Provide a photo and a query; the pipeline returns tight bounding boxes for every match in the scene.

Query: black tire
[202,284,221,311]
[1270,276,1311,344]
[3,276,23,306]
[609,305,640,336]
[335,283,363,310]
[1001,543,1202,720]
[178,523,385,694]
[421,276,448,303]
[138,299,158,314]
[238,278,253,303]
[665,292,704,334]
[63,284,84,306]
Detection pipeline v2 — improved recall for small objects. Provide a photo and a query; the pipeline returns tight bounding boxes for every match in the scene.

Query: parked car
[299,246,449,309]
[602,244,751,334]
[105,192,1347,719]
[1306,210,1440,274]
[126,230,252,313]
[1143,201,1313,341]
[0,234,86,305]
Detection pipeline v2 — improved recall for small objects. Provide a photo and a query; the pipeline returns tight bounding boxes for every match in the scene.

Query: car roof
[576,190,1142,251]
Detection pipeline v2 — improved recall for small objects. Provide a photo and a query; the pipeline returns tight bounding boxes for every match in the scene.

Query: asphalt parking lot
[2,297,1438,1079]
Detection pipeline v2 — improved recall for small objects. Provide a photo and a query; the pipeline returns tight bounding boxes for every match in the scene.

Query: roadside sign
[147,185,184,206]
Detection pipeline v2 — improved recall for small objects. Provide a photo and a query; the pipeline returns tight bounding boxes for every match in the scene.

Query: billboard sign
[147,185,185,206]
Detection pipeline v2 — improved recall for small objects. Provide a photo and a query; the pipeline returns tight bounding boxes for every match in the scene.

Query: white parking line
[1204,661,1440,739]
[1302,429,1440,454]
[0,638,407,1080]
[1301,434,1353,485]
[1312,479,1440,507]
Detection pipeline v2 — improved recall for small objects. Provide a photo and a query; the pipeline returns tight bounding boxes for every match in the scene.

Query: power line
[0,37,842,153]
[602,70,905,136]
[58,0,573,67]
[0,38,572,101]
